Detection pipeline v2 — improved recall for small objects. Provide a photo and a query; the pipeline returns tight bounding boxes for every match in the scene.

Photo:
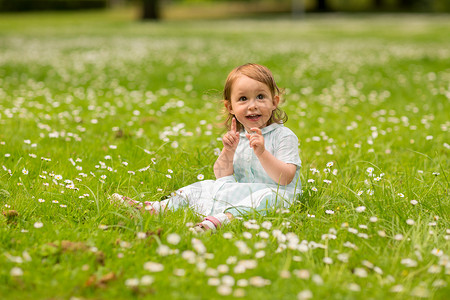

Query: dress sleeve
[273,130,301,167]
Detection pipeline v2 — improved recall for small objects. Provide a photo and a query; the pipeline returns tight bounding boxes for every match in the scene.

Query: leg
[110,193,141,207]
[194,212,233,232]
[143,200,167,215]
[110,193,166,214]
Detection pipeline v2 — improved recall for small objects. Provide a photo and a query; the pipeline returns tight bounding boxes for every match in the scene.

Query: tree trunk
[316,0,330,12]
[142,0,160,20]
[399,0,414,10]
[373,0,383,9]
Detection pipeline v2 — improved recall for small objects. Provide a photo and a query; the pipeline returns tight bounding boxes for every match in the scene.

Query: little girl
[112,63,301,231]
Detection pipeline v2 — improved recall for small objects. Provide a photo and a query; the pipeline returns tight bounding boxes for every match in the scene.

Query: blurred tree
[0,0,107,11]
[398,0,432,11]
[291,0,305,17]
[142,0,160,19]
[373,0,383,9]
[399,0,413,9]
[315,0,330,12]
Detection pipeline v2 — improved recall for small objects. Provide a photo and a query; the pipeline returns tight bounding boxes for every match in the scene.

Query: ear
[272,95,280,110]
[224,101,234,114]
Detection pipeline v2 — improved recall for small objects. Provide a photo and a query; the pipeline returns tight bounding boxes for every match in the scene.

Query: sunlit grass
[0,10,449,300]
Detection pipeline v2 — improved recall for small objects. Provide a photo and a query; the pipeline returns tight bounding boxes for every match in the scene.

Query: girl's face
[225,75,279,133]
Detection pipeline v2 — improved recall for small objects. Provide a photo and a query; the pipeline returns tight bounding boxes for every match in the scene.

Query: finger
[248,136,256,148]
[223,135,232,146]
[246,133,254,143]
[231,117,237,133]
[225,133,238,146]
[230,134,238,145]
[235,132,240,142]
[251,134,263,146]
[250,127,262,136]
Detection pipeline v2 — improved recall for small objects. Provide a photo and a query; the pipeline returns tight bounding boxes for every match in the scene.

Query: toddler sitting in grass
[112,63,301,231]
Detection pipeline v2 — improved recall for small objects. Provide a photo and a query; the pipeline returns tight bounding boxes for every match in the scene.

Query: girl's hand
[246,127,265,156]
[222,117,240,152]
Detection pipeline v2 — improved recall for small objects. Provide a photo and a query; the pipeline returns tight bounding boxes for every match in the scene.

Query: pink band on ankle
[205,216,221,228]
[202,220,216,230]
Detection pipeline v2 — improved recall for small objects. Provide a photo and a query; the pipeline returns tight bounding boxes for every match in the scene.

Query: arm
[214,148,235,178]
[255,150,297,185]
[214,118,240,179]
[246,127,297,185]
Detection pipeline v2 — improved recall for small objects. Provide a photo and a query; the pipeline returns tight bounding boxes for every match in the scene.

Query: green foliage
[0,0,108,12]
[0,10,449,300]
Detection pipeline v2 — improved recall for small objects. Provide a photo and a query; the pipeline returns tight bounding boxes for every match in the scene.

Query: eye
[256,94,265,100]
[239,96,247,101]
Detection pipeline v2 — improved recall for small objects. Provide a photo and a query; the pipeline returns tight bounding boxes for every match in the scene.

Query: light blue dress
[163,123,302,217]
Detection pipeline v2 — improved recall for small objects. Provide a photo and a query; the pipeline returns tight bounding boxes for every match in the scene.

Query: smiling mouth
[246,114,261,120]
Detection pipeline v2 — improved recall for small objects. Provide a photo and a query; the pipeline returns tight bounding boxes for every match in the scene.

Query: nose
[248,99,258,110]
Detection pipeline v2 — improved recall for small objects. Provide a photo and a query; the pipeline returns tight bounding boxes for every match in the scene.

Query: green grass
[0,9,449,300]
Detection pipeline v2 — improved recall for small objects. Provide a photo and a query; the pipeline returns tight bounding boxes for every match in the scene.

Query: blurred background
[1,0,449,20]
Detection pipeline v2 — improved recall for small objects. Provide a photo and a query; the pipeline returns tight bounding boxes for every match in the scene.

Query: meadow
[0,9,449,300]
